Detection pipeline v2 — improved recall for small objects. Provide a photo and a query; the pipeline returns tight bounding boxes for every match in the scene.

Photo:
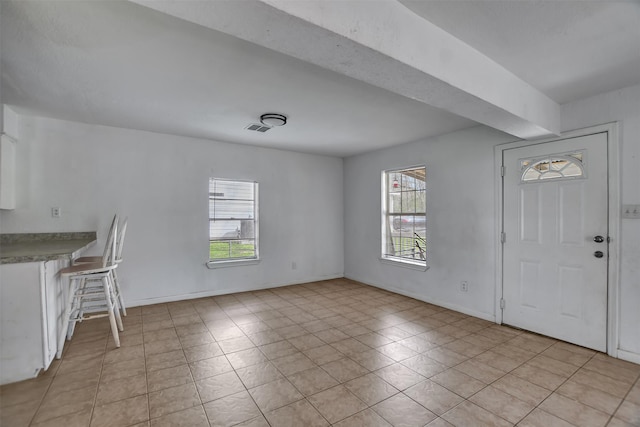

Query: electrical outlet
[460,281,468,292]
[51,207,61,218]
[622,204,640,219]
[291,261,297,270]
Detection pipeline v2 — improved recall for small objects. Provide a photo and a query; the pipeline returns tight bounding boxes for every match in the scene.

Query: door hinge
[500,299,506,310]
[500,232,506,243]
[500,166,505,177]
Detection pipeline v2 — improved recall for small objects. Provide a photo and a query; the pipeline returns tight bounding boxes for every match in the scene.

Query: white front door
[502,132,609,351]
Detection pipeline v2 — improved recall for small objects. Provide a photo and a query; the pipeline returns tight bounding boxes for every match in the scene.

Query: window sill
[379,257,429,271]
[206,259,261,269]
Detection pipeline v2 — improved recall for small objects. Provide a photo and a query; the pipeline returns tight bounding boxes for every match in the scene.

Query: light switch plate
[622,204,640,219]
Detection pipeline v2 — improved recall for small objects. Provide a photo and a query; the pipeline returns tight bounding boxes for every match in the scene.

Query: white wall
[344,83,640,360]
[2,84,637,359]
[344,125,514,321]
[561,84,640,359]
[0,115,344,305]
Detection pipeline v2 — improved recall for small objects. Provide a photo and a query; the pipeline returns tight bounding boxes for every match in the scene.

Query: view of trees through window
[383,166,427,263]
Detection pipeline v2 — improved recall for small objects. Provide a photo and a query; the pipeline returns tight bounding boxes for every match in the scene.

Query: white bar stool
[74,217,128,316]
[56,215,123,358]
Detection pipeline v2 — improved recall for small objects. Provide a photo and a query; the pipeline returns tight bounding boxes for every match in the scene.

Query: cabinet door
[43,259,69,368]
[0,262,44,384]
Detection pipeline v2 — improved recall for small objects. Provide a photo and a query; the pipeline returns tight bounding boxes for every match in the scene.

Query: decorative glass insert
[521,152,585,182]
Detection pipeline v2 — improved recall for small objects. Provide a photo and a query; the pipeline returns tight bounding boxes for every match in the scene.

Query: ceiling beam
[129,0,561,139]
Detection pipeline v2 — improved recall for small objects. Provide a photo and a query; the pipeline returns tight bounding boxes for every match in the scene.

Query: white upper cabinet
[0,133,16,210]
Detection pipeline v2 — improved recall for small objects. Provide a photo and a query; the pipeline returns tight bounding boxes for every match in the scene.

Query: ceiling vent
[245,123,272,133]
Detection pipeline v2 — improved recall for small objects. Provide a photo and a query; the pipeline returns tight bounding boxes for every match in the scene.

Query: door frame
[494,122,620,356]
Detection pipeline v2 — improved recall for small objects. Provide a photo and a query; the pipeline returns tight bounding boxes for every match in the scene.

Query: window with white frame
[209,178,258,262]
[382,166,427,266]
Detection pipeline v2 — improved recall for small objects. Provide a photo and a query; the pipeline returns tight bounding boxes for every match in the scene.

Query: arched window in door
[520,152,585,183]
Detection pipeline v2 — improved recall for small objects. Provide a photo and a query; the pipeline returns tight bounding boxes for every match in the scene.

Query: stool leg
[112,269,127,316]
[57,277,77,359]
[76,277,87,323]
[103,276,120,348]
[108,273,124,332]
[67,277,85,339]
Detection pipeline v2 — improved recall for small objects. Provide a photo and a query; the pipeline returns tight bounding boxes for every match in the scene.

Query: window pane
[210,241,256,260]
[209,199,254,219]
[399,190,426,213]
[523,168,540,181]
[539,171,563,180]
[388,172,402,193]
[210,180,254,200]
[415,190,426,212]
[562,163,582,177]
[388,193,402,214]
[210,220,240,240]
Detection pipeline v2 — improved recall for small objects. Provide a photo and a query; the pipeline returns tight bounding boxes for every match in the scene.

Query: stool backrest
[115,217,128,262]
[102,214,119,268]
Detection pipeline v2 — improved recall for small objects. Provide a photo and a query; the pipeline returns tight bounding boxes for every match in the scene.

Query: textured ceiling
[0,0,475,156]
[1,0,638,157]
[400,0,640,104]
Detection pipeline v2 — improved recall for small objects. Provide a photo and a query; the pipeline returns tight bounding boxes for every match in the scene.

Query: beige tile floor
[1,278,639,427]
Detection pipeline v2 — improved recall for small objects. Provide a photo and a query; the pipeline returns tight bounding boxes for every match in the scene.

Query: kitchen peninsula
[0,232,96,384]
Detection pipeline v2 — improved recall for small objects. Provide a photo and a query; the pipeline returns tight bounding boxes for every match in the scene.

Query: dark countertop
[0,232,97,264]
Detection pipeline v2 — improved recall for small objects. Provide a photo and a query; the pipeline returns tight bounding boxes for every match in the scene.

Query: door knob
[594,251,604,258]
[593,235,605,243]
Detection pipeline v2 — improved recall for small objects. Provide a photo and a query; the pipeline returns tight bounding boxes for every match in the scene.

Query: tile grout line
[7,280,640,427]
[87,333,108,427]
[603,365,640,427]
[25,360,58,426]
[416,323,517,426]
[510,347,600,427]
[29,329,109,426]
[183,308,213,427]
[434,335,600,426]
[142,314,153,427]
[446,348,515,422]
[224,287,408,426]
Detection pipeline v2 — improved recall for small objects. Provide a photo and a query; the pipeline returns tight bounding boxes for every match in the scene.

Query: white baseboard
[616,349,640,365]
[345,275,496,323]
[127,274,344,307]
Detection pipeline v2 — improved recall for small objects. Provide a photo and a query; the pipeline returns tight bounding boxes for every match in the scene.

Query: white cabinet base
[0,260,68,385]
